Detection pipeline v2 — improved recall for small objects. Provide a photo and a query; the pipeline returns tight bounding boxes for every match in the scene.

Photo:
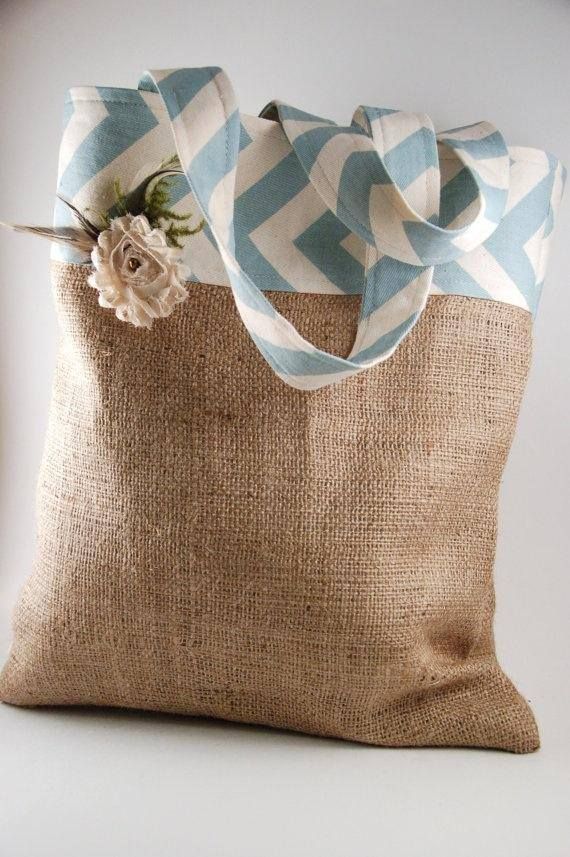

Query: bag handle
[138,68,509,390]
[260,101,510,266]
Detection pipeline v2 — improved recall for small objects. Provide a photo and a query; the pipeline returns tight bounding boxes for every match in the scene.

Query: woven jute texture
[0,261,539,752]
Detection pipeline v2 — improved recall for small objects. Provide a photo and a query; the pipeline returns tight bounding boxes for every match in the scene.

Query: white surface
[0,704,568,857]
[1,1,569,855]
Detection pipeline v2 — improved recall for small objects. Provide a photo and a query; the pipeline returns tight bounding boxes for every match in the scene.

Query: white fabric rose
[88,214,190,329]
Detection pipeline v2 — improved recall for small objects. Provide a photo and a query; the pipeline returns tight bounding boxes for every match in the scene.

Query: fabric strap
[139,68,510,390]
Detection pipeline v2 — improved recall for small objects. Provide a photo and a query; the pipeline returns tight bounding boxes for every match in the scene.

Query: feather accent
[0,221,96,253]
[0,155,200,255]
[122,167,186,218]
[57,196,102,240]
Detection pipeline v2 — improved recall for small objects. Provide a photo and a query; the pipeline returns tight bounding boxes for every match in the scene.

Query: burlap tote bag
[0,67,565,752]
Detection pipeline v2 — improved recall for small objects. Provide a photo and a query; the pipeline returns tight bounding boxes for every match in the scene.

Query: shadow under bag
[0,67,565,751]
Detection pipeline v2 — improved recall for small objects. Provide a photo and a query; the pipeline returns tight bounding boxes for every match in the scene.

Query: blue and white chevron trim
[52,68,565,390]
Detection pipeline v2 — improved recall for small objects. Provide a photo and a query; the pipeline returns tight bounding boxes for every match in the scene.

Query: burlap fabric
[0,261,539,752]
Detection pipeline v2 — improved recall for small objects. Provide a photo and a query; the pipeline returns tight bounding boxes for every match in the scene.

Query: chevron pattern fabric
[53,68,565,389]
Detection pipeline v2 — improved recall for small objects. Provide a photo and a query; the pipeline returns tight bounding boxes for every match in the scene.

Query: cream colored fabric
[0,262,539,752]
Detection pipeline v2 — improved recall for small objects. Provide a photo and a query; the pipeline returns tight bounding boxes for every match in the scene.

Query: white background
[1,1,569,855]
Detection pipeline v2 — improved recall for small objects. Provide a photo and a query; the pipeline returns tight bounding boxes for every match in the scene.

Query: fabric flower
[88,214,190,329]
